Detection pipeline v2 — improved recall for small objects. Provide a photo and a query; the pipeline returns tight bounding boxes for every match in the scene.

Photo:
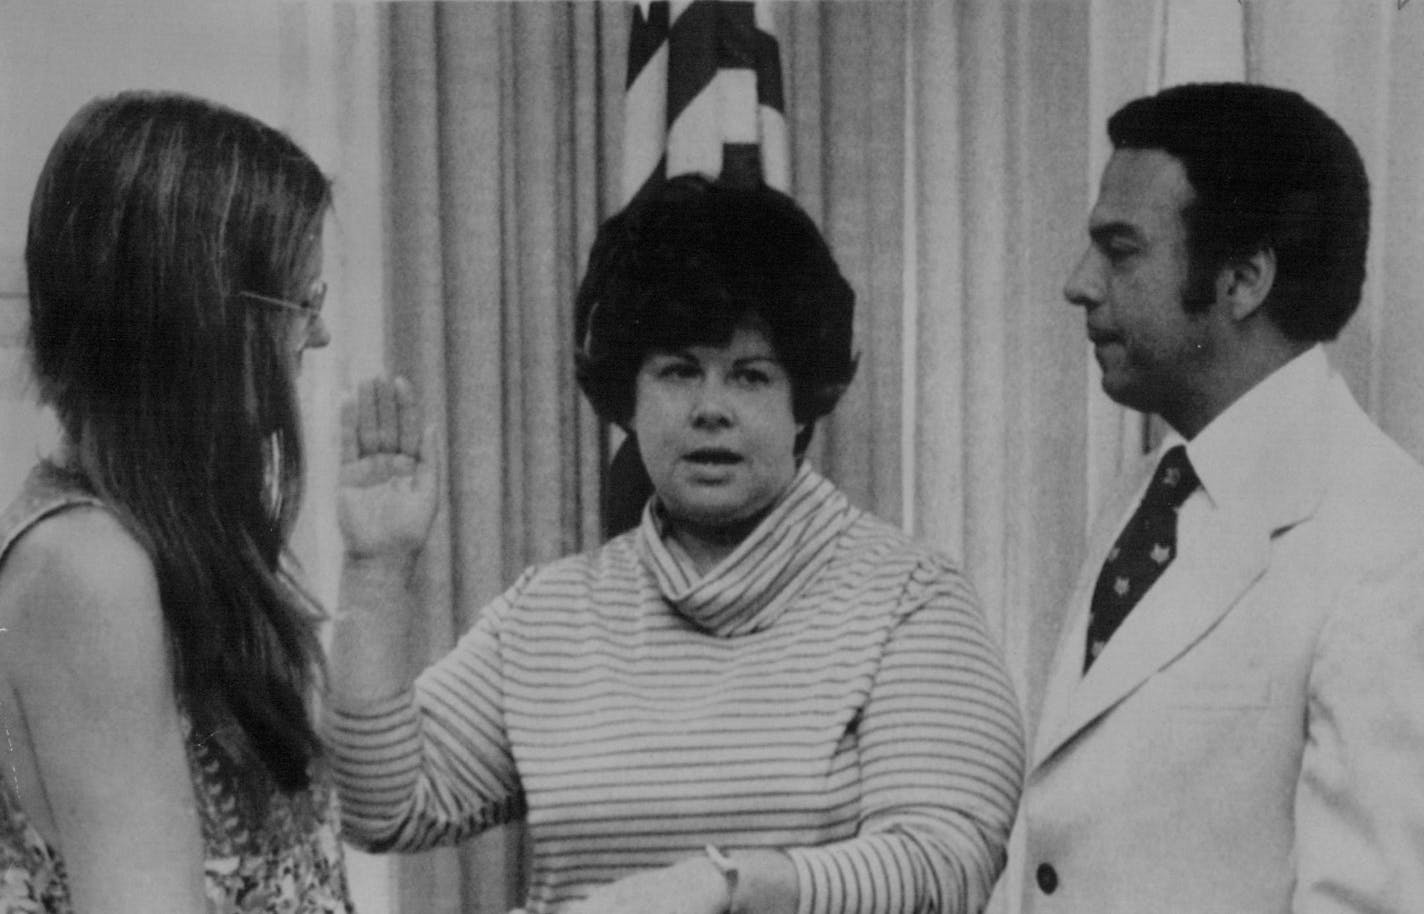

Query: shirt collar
[1174,344,1330,516]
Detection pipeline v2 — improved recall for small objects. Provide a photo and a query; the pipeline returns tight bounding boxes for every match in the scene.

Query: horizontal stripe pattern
[325,468,1023,913]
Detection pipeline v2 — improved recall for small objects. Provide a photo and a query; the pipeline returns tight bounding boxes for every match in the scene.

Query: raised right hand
[338,376,440,559]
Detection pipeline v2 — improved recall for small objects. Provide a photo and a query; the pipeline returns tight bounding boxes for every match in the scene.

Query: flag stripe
[622,0,787,204]
[753,27,784,110]
[665,1,721,127]
[713,1,758,69]
[621,40,670,198]
[626,2,670,86]
[667,81,724,178]
[759,106,788,189]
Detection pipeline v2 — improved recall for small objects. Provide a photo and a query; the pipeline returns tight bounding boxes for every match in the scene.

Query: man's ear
[1219,247,1276,322]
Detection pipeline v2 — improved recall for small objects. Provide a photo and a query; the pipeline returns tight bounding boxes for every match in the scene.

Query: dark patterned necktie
[1085,445,1199,671]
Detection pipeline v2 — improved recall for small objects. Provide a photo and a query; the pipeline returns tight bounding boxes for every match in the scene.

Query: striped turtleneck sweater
[324,464,1024,914]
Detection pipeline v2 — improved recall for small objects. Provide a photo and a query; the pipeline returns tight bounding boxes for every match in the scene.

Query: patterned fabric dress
[0,463,354,913]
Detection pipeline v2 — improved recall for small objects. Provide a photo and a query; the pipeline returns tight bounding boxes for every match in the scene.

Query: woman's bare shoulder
[0,505,165,687]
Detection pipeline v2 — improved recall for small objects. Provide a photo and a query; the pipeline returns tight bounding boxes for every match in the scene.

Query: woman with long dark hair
[0,91,351,912]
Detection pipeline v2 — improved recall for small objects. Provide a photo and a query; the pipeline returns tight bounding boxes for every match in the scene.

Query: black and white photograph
[1,2,1423,913]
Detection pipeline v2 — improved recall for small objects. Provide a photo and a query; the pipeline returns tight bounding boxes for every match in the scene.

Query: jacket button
[1036,863,1058,894]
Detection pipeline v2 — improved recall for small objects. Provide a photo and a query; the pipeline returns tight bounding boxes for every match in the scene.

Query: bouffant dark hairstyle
[1108,82,1369,341]
[574,175,857,434]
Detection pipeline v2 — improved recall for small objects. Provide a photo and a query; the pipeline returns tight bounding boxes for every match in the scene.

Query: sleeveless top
[0,463,354,913]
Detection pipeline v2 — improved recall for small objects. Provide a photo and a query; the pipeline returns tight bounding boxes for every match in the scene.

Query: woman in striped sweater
[326,175,1025,914]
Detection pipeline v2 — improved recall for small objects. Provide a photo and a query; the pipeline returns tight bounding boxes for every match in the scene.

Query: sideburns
[1180,257,1217,312]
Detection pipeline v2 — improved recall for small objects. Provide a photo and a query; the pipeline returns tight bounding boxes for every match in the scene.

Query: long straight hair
[24,91,332,790]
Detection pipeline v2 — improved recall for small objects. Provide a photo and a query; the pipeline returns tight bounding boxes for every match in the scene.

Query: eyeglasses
[238,280,327,325]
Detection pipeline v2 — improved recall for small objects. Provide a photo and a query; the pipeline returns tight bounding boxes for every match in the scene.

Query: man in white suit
[1006,83,1424,912]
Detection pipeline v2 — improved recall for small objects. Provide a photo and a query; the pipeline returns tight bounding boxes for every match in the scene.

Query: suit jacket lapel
[1031,472,1142,763]
[1032,365,1345,770]
[1049,510,1269,755]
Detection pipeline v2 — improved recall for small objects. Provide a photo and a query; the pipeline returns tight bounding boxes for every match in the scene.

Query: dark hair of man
[574,174,858,451]
[25,91,331,791]
[1107,82,1369,341]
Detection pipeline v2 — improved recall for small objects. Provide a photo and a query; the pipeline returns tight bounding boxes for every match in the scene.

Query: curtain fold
[1378,12,1424,458]
[379,4,613,911]
[906,0,1104,721]
[384,12,466,913]
[793,3,908,520]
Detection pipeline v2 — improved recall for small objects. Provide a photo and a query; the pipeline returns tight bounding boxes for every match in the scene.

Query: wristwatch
[703,844,739,913]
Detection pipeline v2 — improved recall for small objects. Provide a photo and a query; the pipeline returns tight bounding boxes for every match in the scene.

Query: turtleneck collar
[635,463,861,637]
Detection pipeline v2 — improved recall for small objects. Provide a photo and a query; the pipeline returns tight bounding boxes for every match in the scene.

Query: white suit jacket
[1006,350,1424,914]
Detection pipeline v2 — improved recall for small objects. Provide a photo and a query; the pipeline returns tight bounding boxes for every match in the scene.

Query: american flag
[604,0,790,537]
[622,0,788,203]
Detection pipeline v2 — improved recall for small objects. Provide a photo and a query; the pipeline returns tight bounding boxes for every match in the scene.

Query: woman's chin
[664,492,778,544]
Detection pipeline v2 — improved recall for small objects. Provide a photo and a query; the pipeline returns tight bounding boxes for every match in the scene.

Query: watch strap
[703,844,739,913]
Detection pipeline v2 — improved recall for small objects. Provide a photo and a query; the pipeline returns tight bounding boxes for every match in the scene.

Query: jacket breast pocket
[1158,674,1274,709]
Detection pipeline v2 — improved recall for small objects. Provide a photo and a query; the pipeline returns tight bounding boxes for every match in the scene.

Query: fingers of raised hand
[351,376,424,459]
[416,422,440,486]
[395,376,424,459]
[371,453,417,479]
[340,397,359,464]
[358,377,395,454]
